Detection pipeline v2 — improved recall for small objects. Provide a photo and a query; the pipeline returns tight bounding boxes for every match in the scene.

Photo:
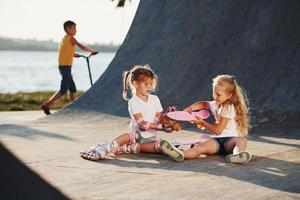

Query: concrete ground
[0,111,299,200]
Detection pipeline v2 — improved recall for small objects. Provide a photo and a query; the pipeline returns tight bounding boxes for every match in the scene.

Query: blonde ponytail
[232,83,250,136]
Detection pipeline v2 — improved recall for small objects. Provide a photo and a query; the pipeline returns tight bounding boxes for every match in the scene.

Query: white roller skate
[80,140,119,161]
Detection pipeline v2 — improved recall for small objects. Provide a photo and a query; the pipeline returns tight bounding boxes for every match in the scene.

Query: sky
[0,0,139,44]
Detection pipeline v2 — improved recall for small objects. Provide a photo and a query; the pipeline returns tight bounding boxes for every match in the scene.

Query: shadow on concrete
[0,143,69,200]
[250,135,300,149]
[182,122,300,149]
[95,152,299,194]
[0,124,75,141]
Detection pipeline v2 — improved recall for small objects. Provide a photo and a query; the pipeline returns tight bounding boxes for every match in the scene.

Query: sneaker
[160,140,184,162]
[226,151,251,164]
[41,104,51,115]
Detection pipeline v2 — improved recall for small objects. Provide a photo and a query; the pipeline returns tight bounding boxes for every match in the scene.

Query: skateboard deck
[166,110,210,121]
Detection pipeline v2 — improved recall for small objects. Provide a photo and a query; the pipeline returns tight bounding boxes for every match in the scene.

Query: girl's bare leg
[114,133,131,146]
[225,137,251,164]
[140,142,157,153]
[225,137,248,154]
[184,139,218,159]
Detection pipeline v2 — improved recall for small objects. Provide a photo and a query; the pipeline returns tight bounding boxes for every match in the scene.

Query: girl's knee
[238,137,248,145]
[192,143,208,155]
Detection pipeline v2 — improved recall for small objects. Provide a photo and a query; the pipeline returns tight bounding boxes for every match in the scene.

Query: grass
[0,91,84,111]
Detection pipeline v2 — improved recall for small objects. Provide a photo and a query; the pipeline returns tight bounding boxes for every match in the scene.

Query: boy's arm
[70,36,96,53]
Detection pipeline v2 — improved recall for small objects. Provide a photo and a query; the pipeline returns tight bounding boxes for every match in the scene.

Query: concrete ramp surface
[59,0,300,131]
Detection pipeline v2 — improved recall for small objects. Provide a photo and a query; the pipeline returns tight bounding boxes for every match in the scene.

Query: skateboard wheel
[172,123,182,131]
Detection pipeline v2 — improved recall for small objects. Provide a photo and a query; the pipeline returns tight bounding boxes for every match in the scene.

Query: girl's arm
[183,101,210,112]
[70,37,96,53]
[133,113,162,131]
[195,116,229,135]
[156,112,163,123]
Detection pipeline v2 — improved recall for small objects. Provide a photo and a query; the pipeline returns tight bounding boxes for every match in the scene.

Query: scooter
[77,52,98,86]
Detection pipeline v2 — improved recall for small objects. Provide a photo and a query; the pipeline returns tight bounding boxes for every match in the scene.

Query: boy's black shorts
[58,66,77,95]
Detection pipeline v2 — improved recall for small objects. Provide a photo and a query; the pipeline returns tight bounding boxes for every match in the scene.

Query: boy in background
[41,20,97,115]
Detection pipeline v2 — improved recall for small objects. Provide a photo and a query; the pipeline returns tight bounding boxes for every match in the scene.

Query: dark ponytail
[122,70,131,101]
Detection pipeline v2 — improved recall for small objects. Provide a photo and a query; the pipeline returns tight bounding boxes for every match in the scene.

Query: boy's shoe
[160,140,184,162]
[225,151,251,164]
[41,104,51,115]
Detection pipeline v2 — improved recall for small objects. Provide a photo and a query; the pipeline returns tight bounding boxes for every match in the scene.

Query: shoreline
[0,91,84,111]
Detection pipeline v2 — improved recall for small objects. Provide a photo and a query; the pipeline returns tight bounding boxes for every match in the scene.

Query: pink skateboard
[166,110,210,121]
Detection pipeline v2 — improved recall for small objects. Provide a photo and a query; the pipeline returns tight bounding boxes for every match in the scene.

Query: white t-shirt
[128,94,163,135]
[209,101,240,137]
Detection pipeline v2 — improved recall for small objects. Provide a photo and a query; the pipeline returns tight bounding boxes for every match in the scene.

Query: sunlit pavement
[0,111,299,200]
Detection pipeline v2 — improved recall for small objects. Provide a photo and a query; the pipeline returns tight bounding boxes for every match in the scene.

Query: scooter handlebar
[77,51,99,58]
[76,54,86,58]
[89,51,99,57]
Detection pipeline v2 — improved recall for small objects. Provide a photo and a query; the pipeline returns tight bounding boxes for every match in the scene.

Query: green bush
[0,91,84,111]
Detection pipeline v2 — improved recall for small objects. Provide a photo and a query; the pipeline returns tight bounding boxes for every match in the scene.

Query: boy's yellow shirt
[58,35,76,66]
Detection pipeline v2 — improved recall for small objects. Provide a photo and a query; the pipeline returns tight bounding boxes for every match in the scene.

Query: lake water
[0,51,115,93]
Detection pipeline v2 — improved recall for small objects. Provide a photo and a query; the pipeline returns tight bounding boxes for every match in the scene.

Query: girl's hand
[166,106,177,112]
[194,116,204,125]
[156,123,172,133]
[194,116,206,130]
[184,106,193,124]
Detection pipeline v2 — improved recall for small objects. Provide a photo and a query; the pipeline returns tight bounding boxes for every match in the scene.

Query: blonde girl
[160,75,251,164]
[80,64,182,161]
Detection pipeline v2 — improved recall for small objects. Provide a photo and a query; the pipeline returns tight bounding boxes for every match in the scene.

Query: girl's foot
[199,154,207,158]
[160,140,184,162]
[225,151,251,164]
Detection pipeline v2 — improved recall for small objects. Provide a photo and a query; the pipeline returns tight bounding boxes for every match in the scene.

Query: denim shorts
[211,137,233,155]
[59,66,77,95]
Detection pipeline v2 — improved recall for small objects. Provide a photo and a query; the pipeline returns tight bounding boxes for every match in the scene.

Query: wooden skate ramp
[59,0,300,131]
